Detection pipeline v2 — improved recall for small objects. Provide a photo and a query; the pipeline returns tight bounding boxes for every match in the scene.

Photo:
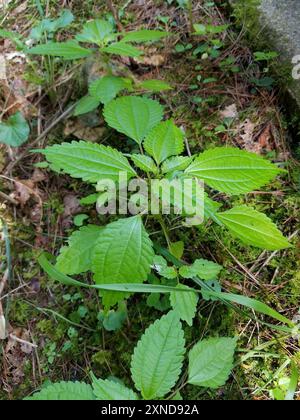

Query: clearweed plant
[26,311,237,400]
[0,17,170,146]
[36,89,293,331]
[1,7,298,403]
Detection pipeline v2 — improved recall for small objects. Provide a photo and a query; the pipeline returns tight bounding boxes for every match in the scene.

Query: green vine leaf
[217,205,291,250]
[131,311,185,399]
[144,120,185,164]
[188,337,237,389]
[104,96,163,144]
[92,216,155,309]
[0,112,30,147]
[25,382,95,400]
[185,147,284,195]
[170,284,199,326]
[56,225,103,275]
[39,140,136,183]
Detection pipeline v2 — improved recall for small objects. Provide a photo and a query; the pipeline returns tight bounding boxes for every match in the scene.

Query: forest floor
[0,0,300,400]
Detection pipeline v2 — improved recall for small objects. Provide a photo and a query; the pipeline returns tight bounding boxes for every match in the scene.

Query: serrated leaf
[204,194,222,222]
[131,311,185,399]
[0,112,30,147]
[92,216,154,309]
[103,42,143,58]
[27,41,92,59]
[104,96,163,145]
[122,30,169,43]
[76,19,114,44]
[188,337,237,389]
[152,256,177,279]
[217,205,291,250]
[74,95,100,116]
[161,156,194,174]
[144,120,184,165]
[25,382,95,400]
[40,141,136,183]
[179,259,222,281]
[92,376,138,400]
[185,147,284,195]
[89,76,130,105]
[139,79,172,92]
[170,284,198,326]
[130,154,158,174]
[56,225,102,275]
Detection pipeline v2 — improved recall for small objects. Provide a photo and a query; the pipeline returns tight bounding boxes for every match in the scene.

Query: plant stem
[188,0,194,33]
[157,215,171,248]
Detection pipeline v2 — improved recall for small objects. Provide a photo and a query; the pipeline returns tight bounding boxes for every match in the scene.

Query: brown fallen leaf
[0,54,6,80]
[135,47,165,67]
[238,119,256,151]
[64,119,106,142]
[13,0,27,14]
[63,194,82,217]
[0,314,7,340]
[0,0,12,8]
[220,103,238,119]
[256,124,273,153]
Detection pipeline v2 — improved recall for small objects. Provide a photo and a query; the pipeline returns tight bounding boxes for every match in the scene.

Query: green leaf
[131,311,185,399]
[130,154,158,174]
[74,95,100,116]
[39,253,199,294]
[27,41,92,59]
[56,225,102,275]
[170,284,198,326]
[152,256,177,279]
[40,140,136,183]
[161,156,193,174]
[122,30,169,43]
[188,337,237,389]
[217,205,291,250]
[103,42,143,58]
[144,120,184,164]
[26,382,95,400]
[139,79,172,92]
[185,147,284,195]
[89,76,130,105]
[76,19,114,45]
[92,375,138,400]
[104,96,164,145]
[179,259,222,281]
[30,10,74,40]
[169,241,184,259]
[92,216,155,309]
[0,29,24,49]
[0,112,30,147]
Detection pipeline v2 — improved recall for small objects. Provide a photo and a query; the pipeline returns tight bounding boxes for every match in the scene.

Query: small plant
[26,311,237,400]
[37,92,293,332]
[0,112,30,147]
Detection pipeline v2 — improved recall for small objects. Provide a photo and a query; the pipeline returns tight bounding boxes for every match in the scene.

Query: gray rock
[231,0,300,108]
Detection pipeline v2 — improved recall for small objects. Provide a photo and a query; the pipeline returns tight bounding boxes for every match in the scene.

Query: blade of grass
[285,361,299,401]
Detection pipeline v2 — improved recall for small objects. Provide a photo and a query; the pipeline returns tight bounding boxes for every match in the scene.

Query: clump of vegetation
[0,0,299,401]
